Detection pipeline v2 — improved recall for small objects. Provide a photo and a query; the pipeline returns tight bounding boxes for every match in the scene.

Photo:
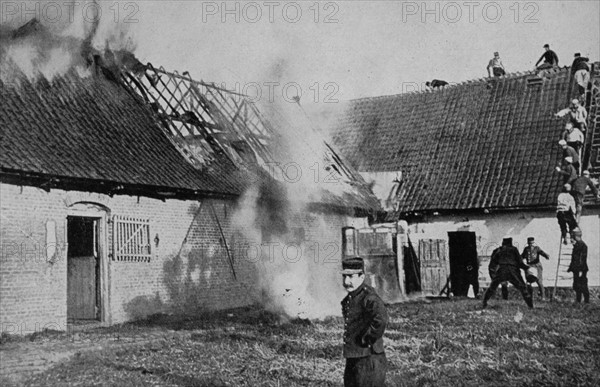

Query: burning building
[0,19,381,334]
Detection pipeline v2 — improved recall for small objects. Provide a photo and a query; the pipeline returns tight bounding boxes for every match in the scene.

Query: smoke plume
[229,55,373,320]
[0,0,136,82]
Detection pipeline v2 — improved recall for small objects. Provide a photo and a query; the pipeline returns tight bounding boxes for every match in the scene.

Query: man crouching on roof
[341,257,388,387]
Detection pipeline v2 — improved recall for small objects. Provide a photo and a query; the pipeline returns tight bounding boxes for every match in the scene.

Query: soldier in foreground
[568,229,590,304]
[341,257,388,387]
[483,237,533,309]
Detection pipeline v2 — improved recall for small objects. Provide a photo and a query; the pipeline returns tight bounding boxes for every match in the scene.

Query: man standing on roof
[561,123,584,154]
[521,237,550,300]
[571,53,591,98]
[570,170,600,222]
[555,99,588,131]
[487,52,506,77]
[556,184,578,245]
[568,229,589,304]
[341,257,388,387]
[535,44,559,70]
[483,237,533,309]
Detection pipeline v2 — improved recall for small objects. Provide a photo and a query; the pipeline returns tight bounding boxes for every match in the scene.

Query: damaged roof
[330,68,598,215]
[115,57,380,211]
[0,22,379,211]
[0,61,249,198]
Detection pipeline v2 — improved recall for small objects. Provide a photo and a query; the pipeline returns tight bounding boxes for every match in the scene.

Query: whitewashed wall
[405,209,599,288]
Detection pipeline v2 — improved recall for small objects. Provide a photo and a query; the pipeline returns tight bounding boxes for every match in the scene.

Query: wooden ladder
[551,238,573,300]
[582,63,600,175]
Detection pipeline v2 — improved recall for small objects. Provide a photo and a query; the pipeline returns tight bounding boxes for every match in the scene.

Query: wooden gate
[343,227,403,303]
[418,239,449,296]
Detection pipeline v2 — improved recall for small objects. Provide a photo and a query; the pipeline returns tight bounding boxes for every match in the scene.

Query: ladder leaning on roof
[551,238,573,301]
[581,62,600,174]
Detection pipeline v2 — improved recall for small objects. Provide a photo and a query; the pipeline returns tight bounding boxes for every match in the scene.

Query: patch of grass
[16,299,600,386]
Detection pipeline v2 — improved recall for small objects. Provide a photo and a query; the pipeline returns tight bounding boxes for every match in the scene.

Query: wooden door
[355,228,403,303]
[67,217,98,320]
[67,256,96,319]
[418,239,449,296]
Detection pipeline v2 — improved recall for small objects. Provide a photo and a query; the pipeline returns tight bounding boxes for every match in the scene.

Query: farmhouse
[0,21,379,334]
[330,66,600,297]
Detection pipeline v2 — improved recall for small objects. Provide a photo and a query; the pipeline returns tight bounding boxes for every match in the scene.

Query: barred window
[113,216,151,262]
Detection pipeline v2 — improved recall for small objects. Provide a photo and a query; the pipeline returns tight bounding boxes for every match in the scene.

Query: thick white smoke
[0,0,136,81]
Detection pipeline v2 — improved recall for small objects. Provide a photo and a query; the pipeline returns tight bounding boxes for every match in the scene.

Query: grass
[6,298,600,386]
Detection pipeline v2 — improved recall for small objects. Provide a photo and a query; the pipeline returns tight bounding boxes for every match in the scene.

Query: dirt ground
[1,296,599,386]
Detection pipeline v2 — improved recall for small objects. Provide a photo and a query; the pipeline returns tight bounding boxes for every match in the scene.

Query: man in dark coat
[482,237,533,308]
[341,257,388,387]
[571,53,590,96]
[570,170,600,222]
[568,229,589,304]
[535,44,559,70]
[555,156,578,185]
[559,140,581,172]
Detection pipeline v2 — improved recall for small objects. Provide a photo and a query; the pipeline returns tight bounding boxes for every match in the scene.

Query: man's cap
[502,236,512,245]
[565,122,573,128]
[572,229,582,237]
[572,98,580,105]
[564,183,572,190]
[574,53,581,57]
[544,44,550,48]
[558,139,567,146]
[565,156,573,162]
[527,237,535,242]
[493,51,499,56]
[342,257,364,275]
[583,170,590,176]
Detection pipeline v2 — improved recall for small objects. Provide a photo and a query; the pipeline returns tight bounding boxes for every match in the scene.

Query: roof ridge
[349,66,573,102]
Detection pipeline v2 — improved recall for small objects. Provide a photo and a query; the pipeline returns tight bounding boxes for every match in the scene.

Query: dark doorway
[403,237,421,294]
[67,217,100,321]
[448,232,479,297]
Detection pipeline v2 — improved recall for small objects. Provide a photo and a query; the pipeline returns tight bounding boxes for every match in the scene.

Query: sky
[134,0,600,103]
[1,0,599,104]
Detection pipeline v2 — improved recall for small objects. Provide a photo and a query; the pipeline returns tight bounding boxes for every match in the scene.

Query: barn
[0,21,380,334]
[329,65,600,298]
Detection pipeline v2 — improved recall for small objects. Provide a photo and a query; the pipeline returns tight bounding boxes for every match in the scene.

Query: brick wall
[0,183,259,333]
[1,182,372,333]
[1,184,69,335]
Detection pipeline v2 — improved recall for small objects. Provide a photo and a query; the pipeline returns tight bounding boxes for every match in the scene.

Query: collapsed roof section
[0,18,379,212]
[119,61,276,171]
[115,55,380,211]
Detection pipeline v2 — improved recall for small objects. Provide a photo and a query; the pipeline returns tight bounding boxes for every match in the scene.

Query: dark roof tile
[0,64,246,196]
[330,69,589,213]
